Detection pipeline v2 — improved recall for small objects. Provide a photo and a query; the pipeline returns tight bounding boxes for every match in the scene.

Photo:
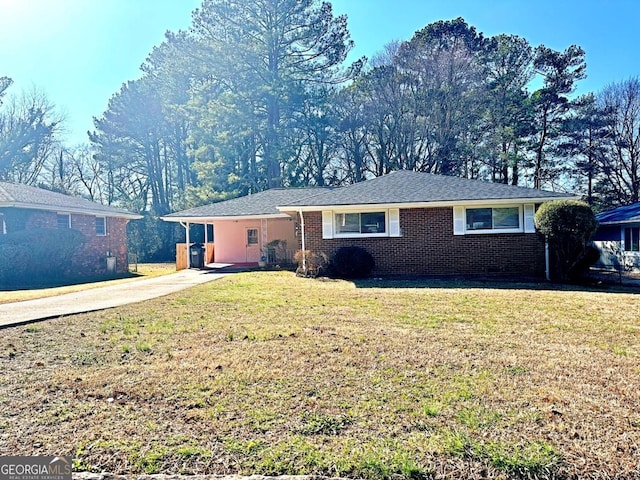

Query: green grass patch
[296,412,353,435]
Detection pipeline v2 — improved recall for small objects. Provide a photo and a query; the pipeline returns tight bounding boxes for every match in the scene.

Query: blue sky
[1,0,638,145]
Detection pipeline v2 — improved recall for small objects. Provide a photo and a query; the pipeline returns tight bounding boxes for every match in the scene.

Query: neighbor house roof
[278,170,576,211]
[596,202,640,224]
[161,187,330,222]
[0,182,142,219]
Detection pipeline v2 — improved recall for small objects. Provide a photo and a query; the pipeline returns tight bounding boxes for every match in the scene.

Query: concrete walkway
[0,269,228,328]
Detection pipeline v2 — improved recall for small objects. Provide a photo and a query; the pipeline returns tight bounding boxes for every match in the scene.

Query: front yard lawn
[0,272,638,479]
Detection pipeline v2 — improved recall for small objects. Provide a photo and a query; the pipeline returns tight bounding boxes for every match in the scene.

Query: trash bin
[189,243,205,269]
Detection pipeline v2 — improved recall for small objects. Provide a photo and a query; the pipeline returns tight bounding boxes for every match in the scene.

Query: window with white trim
[57,213,70,229]
[454,204,535,235]
[624,227,640,252]
[96,217,107,236]
[247,228,259,245]
[335,211,386,235]
[466,207,520,231]
[322,209,401,239]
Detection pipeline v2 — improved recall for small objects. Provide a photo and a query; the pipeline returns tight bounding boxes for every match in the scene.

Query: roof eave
[160,213,291,222]
[0,201,142,219]
[278,196,578,212]
[597,218,640,225]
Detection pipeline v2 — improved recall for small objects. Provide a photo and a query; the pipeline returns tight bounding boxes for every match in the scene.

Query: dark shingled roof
[282,170,574,207]
[163,187,330,219]
[0,182,141,219]
[596,202,640,224]
[162,171,576,220]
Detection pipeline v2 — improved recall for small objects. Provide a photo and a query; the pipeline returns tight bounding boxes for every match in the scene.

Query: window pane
[625,228,632,251]
[493,207,520,229]
[335,213,360,233]
[466,208,492,230]
[632,227,640,252]
[57,214,70,229]
[247,228,258,245]
[360,212,386,233]
[95,217,106,236]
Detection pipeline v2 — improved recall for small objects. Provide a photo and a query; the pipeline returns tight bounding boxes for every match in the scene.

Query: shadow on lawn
[350,274,640,295]
[0,270,145,292]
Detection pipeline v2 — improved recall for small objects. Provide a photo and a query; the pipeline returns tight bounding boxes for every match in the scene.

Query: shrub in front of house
[330,246,375,279]
[534,200,599,282]
[294,249,329,277]
[0,228,86,287]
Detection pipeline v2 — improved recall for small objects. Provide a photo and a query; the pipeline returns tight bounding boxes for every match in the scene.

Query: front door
[245,228,260,262]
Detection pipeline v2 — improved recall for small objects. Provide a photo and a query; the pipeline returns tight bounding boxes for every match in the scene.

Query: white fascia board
[0,202,142,219]
[276,196,577,212]
[160,213,290,223]
[597,219,640,225]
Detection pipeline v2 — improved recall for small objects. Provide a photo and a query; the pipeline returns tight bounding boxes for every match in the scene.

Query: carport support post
[181,221,191,269]
[298,210,306,272]
[204,223,208,264]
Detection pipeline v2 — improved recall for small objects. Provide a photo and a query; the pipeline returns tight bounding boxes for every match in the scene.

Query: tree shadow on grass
[0,271,143,292]
[350,274,640,295]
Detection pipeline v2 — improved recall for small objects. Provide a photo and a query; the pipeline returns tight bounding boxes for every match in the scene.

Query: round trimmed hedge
[534,200,598,282]
[330,246,375,279]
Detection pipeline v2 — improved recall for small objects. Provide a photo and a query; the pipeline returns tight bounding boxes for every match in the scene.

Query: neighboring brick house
[163,171,576,278]
[0,182,141,275]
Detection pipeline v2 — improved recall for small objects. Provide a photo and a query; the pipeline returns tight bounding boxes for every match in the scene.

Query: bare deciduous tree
[596,78,640,205]
[0,87,63,184]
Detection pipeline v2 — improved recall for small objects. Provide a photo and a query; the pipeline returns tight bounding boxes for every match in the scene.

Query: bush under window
[0,228,86,287]
[330,246,375,279]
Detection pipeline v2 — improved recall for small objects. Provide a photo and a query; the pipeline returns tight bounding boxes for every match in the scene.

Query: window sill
[463,228,524,235]
[333,233,389,239]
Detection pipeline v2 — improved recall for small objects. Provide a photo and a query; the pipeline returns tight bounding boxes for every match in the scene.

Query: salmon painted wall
[213,216,297,263]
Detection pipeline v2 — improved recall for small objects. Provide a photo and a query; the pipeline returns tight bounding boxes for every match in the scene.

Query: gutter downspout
[298,210,306,272]
[180,221,191,269]
[545,236,550,281]
[204,223,208,265]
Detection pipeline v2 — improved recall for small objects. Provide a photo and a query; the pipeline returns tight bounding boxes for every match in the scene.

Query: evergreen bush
[0,228,86,286]
[534,200,599,282]
[330,246,375,279]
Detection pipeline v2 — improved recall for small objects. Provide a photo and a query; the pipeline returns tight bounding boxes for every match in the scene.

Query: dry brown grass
[0,272,638,479]
[0,263,176,304]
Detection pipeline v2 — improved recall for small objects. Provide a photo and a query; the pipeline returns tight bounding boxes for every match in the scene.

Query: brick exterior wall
[22,210,130,275]
[301,208,546,278]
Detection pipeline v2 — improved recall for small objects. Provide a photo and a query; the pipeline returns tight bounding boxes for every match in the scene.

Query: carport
[160,188,326,269]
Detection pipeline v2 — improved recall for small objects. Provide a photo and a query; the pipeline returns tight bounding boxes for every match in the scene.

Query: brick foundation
[301,208,546,277]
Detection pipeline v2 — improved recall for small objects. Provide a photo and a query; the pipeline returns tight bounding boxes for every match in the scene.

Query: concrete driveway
[0,269,228,328]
